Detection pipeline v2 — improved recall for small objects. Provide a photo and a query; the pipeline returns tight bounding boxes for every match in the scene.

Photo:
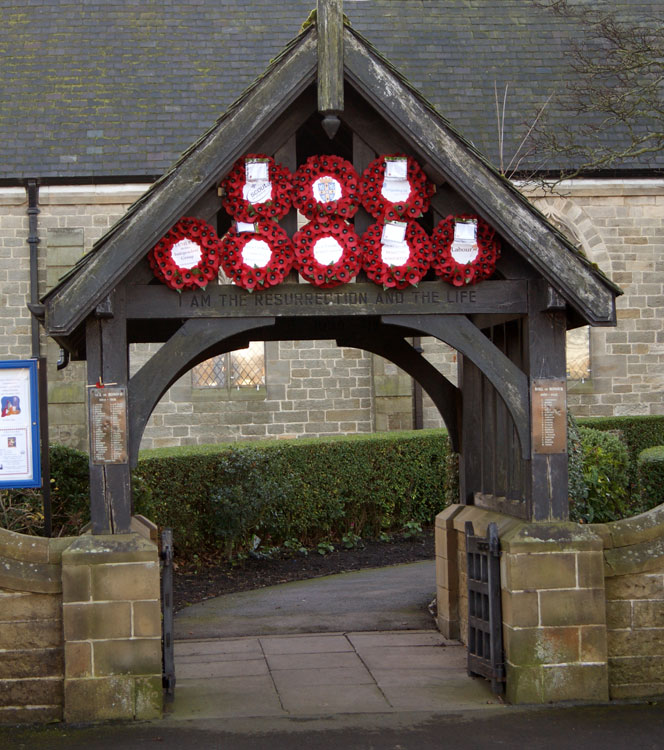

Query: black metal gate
[160,528,176,702]
[465,521,505,694]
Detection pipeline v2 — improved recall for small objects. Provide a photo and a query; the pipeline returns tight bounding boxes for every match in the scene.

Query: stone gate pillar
[61,533,162,722]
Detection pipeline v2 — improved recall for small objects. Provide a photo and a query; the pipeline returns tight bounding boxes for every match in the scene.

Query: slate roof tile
[0,0,660,180]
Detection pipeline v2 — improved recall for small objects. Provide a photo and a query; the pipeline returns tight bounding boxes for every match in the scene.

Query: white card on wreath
[245,160,269,182]
[384,158,408,180]
[381,221,407,245]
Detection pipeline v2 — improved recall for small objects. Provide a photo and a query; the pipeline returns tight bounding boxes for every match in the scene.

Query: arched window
[192,342,265,390]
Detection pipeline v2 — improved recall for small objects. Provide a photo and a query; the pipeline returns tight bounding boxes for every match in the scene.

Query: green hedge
[577,416,664,481]
[0,444,90,536]
[134,430,452,559]
[636,446,664,514]
[569,426,631,523]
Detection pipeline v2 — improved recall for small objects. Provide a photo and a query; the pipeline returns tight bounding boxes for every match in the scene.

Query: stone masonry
[61,533,162,722]
[1,179,663,450]
[436,502,664,704]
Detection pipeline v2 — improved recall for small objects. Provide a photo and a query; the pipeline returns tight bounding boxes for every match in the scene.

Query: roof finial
[317,0,344,139]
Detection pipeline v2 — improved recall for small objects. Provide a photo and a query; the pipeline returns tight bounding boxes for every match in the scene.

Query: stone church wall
[0,180,662,452]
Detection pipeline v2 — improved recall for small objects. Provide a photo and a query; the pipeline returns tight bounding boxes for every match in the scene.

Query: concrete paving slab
[168,675,283,720]
[380,679,498,711]
[265,650,365,671]
[177,658,269,679]
[359,645,468,671]
[175,560,435,639]
[371,665,470,687]
[347,630,448,649]
[277,683,392,714]
[270,665,375,689]
[259,633,353,655]
[174,638,262,657]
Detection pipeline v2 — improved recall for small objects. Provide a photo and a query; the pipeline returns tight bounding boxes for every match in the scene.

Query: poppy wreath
[361,220,431,289]
[220,154,293,222]
[291,154,360,219]
[148,216,221,291]
[220,219,294,291]
[293,216,362,289]
[359,154,435,220]
[430,214,501,286]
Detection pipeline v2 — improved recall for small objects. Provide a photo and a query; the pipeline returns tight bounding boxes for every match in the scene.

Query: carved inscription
[531,379,567,455]
[126,281,529,320]
[179,286,478,310]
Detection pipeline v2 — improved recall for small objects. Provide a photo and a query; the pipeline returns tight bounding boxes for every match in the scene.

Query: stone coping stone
[501,522,604,554]
[61,533,158,566]
[591,503,664,550]
[603,535,664,578]
[447,505,524,539]
[0,557,62,594]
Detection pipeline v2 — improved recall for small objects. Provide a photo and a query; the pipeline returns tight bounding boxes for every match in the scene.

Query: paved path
[175,559,437,639]
[170,630,498,720]
[169,560,499,719]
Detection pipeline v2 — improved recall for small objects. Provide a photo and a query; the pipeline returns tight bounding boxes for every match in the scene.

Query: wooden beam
[343,28,617,325]
[337,331,461,450]
[127,317,275,465]
[44,30,318,337]
[382,313,530,458]
[318,0,344,114]
[86,288,132,534]
[526,280,569,522]
[125,281,529,325]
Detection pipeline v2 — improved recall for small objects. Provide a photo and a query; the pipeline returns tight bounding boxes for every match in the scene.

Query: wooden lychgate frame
[33,1,619,534]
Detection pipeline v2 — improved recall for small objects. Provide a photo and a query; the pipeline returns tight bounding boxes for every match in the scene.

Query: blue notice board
[0,359,41,489]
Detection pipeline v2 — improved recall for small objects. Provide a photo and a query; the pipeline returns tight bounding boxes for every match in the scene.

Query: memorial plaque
[89,387,128,464]
[531,379,567,455]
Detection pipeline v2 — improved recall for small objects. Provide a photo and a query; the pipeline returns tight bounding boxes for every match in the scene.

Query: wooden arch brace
[337,332,461,451]
[382,314,530,458]
[128,317,275,466]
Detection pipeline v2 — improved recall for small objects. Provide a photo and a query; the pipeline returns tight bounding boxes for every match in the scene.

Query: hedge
[636,446,664,514]
[577,416,664,482]
[134,429,453,559]
[569,426,631,523]
[3,416,663,558]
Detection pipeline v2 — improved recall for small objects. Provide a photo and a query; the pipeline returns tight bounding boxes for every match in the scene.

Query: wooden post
[318,0,344,138]
[526,280,569,521]
[86,288,132,534]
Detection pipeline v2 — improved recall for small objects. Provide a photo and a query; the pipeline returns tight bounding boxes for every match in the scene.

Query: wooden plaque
[89,387,128,464]
[531,379,567,455]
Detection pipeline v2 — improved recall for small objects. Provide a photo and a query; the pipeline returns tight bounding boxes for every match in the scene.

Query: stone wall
[1,179,663,451]
[0,523,162,724]
[435,501,664,704]
[529,180,664,418]
[592,504,664,699]
[0,528,71,724]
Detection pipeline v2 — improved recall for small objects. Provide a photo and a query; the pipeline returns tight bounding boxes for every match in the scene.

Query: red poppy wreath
[362,220,431,289]
[293,217,362,288]
[291,155,360,219]
[220,219,294,291]
[360,154,435,220]
[220,154,292,222]
[148,216,221,291]
[430,215,501,286]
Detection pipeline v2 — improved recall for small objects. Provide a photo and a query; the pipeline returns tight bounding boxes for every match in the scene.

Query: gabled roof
[42,15,619,341]
[1,0,660,180]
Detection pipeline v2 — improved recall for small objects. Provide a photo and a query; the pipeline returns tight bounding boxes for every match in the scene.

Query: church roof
[41,13,619,342]
[1,0,659,181]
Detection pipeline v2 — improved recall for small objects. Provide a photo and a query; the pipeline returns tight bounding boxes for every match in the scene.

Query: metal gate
[160,528,176,701]
[465,521,505,694]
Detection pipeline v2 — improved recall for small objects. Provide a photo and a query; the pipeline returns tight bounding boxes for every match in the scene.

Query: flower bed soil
[173,530,434,612]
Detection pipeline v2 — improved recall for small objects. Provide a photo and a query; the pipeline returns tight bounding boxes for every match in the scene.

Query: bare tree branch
[525,1,664,184]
